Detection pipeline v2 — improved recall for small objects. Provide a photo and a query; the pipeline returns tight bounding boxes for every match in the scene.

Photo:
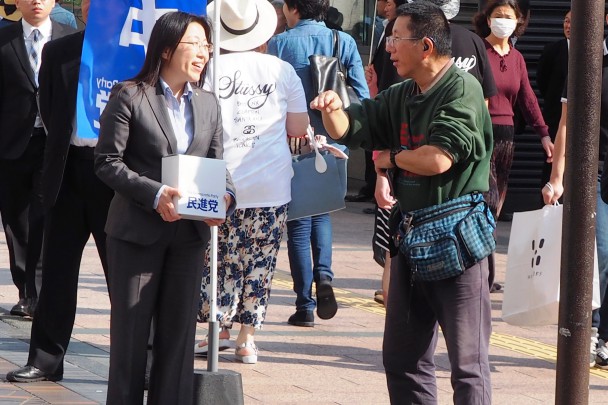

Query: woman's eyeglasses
[179,42,214,52]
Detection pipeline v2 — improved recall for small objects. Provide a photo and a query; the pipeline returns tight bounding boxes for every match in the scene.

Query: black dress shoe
[10,298,37,318]
[344,193,374,203]
[316,278,338,320]
[6,365,62,383]
[287,310,314,327]
[490,282,502,293]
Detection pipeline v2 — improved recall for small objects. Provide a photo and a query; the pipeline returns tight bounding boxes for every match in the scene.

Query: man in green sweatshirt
[311,2,493,404]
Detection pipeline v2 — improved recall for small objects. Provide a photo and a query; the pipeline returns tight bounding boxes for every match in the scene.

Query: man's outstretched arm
[310,90,350,141]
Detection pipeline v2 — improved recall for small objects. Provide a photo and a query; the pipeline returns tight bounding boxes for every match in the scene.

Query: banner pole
[206,0,222,374]
[193,4,243,405]
[368,0,378,66]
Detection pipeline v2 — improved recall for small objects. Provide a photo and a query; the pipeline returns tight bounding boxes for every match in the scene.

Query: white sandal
[194,329,231,356]
[235,342,258,364]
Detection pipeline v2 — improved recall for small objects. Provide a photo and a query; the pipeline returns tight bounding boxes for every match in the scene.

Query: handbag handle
[307,126,328,173]
[331,30,348,83]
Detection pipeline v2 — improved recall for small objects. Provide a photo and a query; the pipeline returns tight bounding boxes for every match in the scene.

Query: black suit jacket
[371,20,403,93]
[0,19,16,29]
[38,31,84,211]
[0,20,76,160]
[536,38,568,136]
[95,82,236,246]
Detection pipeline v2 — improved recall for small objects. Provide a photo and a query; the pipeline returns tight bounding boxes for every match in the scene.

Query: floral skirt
[198,204,288,329]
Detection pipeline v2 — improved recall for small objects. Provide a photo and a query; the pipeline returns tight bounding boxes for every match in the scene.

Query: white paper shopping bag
[502,205,601,326]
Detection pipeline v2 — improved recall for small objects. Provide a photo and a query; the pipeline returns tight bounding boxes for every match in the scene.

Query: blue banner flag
[77,0,206,139]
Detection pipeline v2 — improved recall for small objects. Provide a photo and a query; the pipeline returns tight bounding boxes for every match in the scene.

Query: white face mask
[490,18,517,39]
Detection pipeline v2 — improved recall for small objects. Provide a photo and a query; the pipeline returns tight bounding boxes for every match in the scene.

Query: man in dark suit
[5,0,112,383]
[0,0,75,317]
[537,9,570,191]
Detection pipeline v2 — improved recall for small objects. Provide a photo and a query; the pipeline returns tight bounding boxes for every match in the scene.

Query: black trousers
[106,220,205,405]
[28,148,113,376]
[0,132,45,298]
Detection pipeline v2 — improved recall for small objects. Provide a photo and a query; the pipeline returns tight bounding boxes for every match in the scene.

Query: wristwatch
[390,148,402,168]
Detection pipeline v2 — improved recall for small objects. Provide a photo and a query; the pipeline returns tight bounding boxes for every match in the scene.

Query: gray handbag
[288,131,347,221]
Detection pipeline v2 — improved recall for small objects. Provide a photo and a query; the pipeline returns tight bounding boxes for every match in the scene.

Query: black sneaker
[345,193,374,203]
[316,278,338,320]
[596,339,608,369]
[373,290,384,305]
[288,310,314,327]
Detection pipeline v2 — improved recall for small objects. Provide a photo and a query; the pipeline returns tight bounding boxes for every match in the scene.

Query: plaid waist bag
[398,193,496,281]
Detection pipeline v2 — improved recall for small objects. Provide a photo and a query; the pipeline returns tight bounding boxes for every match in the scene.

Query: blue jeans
[286,213,333,312]
[594,180,608,339]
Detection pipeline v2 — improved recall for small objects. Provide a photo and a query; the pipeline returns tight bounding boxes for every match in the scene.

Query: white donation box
[161,154,227,220]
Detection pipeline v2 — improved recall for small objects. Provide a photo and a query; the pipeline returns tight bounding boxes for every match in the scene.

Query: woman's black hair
[473,0,526,39]
[130,11,212,89]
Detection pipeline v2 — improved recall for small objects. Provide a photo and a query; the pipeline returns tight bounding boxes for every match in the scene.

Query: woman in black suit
[94,12,235,404]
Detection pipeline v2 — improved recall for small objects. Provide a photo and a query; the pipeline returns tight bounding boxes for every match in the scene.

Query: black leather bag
[308,30,361,109]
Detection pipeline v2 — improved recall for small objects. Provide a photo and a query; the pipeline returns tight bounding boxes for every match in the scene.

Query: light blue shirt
[50,4,78,29]
[154,79,195,209]
[159,78,194,154]
[267,19,369,140]
[22,18,52,127]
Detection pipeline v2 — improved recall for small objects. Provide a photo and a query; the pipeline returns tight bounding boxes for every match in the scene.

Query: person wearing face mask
[473,0,553,218]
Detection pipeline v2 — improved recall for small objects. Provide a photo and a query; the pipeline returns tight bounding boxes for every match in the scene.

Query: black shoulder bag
[308,29,361,109]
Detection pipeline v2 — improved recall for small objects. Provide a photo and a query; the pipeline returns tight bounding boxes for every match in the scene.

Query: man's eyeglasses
[179,41,214,52]
[385,36,421,48]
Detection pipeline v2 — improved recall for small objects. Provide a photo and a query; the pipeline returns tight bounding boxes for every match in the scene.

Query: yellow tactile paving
[490,333,608,380]
[274,271,608,380]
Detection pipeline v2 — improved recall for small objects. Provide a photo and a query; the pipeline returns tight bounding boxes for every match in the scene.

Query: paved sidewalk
[0,197,607,403]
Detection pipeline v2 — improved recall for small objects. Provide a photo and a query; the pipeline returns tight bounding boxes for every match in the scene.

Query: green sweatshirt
[341,64,493,212]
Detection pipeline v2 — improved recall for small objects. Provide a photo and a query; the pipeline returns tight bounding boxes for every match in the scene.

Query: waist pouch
[397,193,496,281]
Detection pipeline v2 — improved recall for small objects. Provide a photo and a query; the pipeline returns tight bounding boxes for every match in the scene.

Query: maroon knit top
[484,39,549,138]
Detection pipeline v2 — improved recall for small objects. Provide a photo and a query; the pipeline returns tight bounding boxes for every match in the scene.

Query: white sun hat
[207,0,278,52]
